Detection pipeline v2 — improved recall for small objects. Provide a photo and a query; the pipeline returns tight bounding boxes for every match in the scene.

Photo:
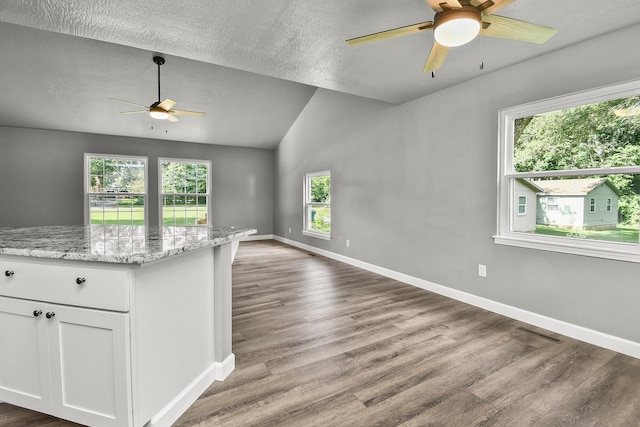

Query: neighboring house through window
[85,154,147,225]
[303,170,331,240]
[496,79,640,262]
[160,158,210,226]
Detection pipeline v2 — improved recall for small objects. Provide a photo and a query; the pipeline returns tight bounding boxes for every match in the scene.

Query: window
[496,80,640,262]
[517,196,527,215]
[303,171,331,239]
[85,154,147,225]
[160,158,210,226]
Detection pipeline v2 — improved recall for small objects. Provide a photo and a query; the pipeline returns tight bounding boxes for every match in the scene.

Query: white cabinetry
[0,262,131,427]
[0,243,235,427]
[0,297,131,427]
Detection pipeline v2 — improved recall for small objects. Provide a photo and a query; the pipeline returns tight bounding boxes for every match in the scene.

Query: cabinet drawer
[1,260,129,312]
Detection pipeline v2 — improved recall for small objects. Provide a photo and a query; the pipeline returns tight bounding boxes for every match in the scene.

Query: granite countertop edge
[0,227,257,265]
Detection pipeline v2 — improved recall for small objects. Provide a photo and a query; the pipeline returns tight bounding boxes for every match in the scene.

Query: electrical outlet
[346,239,350,247]
[288,227,292,234]
[478,264,487,277]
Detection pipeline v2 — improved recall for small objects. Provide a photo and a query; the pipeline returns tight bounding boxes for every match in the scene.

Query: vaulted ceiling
[1,0,639,148]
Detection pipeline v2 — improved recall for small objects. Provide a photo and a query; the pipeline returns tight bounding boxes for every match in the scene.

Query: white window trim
[303,170,331,240]
[607,198,613,212]
[84,153,148,225]
[158,157,212,227]
[495,79,640,263]
[589,197,596,213]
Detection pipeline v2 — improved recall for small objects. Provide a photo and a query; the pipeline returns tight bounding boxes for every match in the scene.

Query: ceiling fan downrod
[153,56,165,104]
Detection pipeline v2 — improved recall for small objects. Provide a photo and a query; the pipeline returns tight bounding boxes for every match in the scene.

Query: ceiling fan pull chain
[479,30,484,70]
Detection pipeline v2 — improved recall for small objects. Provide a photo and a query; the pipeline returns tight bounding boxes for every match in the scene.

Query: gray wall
[274,23,640,343]
[0,126,273,233]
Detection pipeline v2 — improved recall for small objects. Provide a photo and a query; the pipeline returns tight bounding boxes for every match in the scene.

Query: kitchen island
[0,225,256,427]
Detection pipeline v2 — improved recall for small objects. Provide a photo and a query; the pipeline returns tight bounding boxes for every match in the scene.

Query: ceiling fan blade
[481,15,557,44]
[157,98,177,111]
[110,98,149,109]
[423,42,450,72]
[473,0,514,15]
[119,110,149,114]
[167,114,179,122]
[425,0,463,12]
[170,109,207,117]
[346,21,433,45]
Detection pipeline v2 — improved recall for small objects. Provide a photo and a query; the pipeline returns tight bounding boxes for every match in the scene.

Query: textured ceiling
[1,0,640,148]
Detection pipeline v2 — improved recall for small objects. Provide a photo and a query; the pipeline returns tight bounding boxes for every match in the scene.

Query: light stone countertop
[0,225,256,264]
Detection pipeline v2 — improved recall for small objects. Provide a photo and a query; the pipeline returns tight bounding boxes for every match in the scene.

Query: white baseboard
[241,234,274,241]
[216,353,235,381]
[149,353,235,427]
[273,235,640,360]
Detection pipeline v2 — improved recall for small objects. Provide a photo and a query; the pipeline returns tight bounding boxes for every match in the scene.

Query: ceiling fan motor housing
[434,6,482,47]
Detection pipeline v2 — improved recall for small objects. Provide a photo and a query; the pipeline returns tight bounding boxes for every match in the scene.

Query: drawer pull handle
[76,277,86,285]
[45,312,55,319]
[33,310,43,317]
[4,270,14,277]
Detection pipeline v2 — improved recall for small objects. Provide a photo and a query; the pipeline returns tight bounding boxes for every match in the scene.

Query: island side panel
[213,242,233,366]
[130,247,216,427]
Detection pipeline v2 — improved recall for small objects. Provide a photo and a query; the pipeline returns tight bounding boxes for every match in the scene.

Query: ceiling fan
[346,0,558,73]
[111,56,206,122]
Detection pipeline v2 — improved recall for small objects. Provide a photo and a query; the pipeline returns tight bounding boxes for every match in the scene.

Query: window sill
[302,230,331,241]
[494,233,640,263]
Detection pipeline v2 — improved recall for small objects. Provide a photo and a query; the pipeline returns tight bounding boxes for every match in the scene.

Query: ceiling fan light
[149,110,169,120]
[434,10,481,47]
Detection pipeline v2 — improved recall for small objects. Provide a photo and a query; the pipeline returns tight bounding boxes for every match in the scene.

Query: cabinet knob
[45,312,55,319]
[33,310,43,317]
[4,270,14,277]
[76,277,86,285]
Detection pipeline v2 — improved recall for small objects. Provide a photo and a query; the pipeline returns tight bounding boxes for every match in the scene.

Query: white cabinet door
[0,296,51,413]
[48,305,132,427]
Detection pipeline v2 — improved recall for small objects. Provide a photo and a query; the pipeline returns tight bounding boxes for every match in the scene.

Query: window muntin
[497,80,640,262]
[160,159,210,226]
[85,154,147,225]
[303,171,331,239]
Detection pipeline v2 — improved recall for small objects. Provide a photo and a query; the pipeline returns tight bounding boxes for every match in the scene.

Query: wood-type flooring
[2,239,640,426]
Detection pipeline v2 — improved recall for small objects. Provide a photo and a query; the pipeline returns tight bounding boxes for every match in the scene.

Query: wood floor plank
[2,239,640,426]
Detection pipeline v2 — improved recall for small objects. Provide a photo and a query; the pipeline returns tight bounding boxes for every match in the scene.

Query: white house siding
[512,180,538,232]
[537,196,584,228]
[582,184,619,230]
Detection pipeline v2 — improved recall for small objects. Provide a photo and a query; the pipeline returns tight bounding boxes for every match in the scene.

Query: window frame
[589,197,596,213]
[303,170,331,240]
[496,79,640,263]
[158,157,212,227]
[606,198,613,212]
[84,153,148,225]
